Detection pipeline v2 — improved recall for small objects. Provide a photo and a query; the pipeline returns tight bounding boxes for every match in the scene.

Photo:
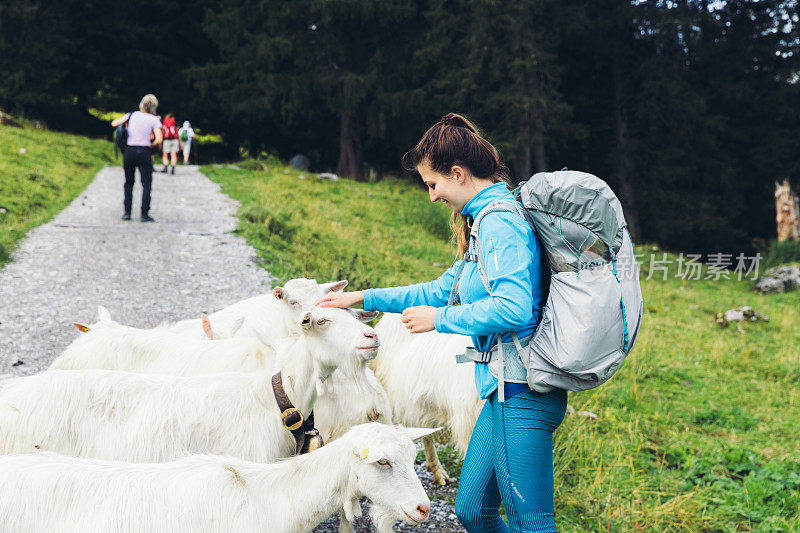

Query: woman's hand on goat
[316,291,364,309]
[401,306,436,334]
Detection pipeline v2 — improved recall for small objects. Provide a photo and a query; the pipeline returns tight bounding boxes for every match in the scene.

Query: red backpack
[162,117,178,139]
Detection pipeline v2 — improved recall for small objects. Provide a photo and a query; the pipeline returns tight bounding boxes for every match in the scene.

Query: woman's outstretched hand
[401,306,436,334]
[315,290,364,309]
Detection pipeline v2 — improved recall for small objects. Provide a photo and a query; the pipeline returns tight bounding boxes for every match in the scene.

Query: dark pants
[123,146,154,215]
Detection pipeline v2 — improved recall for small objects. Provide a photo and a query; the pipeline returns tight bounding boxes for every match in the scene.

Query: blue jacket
[363,182,547,399]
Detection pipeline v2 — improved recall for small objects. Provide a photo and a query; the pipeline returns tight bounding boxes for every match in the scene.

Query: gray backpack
[455,170,644,398]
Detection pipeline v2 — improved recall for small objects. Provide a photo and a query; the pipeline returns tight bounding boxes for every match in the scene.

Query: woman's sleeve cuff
[434,307,450,333]
[362,289,377,312]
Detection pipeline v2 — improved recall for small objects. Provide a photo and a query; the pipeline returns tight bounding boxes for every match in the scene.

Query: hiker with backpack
[317,113,566,532]
[160,113,181,174]
[110,94,163,222]
[178,121,195,164]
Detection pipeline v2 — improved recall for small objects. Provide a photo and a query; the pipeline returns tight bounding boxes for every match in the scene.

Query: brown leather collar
[271,372,324,455]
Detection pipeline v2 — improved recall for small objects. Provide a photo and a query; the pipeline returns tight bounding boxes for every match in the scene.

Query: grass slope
[0,122,114,265]
[205,161,800,532]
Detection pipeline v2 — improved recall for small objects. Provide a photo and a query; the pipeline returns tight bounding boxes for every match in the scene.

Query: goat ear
[273,287,285,300]
[300,312,313,331]
[402,426,443,442]
[355,445,386,463]
[351,310,379,323]
[229,317,245,337]
[322,280,348,293]
[97,305,111,322]
[253,328,276,351]
[73,323,90,333]
[201,314,215,339]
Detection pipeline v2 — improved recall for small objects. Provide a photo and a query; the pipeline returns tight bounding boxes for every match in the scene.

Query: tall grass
[205,161,800,531]
[763,239,800,269]
[0,122,114,265]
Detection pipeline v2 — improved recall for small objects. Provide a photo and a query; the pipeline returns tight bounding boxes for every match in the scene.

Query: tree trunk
[515,112,532,181]
[775,180,800,241]
[337,109,364,180]
[612,52,641,243]
[532,80,547,172]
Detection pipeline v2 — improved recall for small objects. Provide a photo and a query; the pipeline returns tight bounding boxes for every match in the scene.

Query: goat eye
[377,459,391,467]
[316,319,327,326]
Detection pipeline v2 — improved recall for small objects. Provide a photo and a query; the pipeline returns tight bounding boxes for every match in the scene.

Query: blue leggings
[455,387,567,532]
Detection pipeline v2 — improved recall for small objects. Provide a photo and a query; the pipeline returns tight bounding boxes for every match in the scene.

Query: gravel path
[0,165,272,375]
[0,165,466,532]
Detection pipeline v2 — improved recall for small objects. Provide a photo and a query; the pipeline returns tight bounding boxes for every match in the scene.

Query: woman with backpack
[110,94,163,222]
[317,113,567,532]
[160,113,181,174]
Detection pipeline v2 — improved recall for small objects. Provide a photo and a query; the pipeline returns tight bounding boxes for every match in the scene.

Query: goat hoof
[433,471,452,486]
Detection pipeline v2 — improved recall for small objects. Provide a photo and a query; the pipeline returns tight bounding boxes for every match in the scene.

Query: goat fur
[371,313,483,484]
[0,423,437,533]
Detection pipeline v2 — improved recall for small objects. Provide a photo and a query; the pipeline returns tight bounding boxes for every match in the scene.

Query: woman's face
[417,160,469,213]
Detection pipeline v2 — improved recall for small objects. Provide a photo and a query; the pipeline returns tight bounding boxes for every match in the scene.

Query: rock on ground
[754,264,800,294]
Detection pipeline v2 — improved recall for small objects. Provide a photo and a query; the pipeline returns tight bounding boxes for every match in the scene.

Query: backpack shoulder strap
[468,200,529,294]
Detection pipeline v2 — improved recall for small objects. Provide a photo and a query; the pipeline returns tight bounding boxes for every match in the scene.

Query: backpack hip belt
[456,332,536,402]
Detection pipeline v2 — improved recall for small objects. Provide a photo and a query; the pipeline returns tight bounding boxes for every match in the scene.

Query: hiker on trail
[178,121,195,165]
[317,113,566,533]
[110,94,163,223]
[160,113,181,174]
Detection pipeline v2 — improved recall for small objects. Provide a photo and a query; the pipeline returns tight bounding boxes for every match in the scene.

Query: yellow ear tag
[360,448,369,460]
[74,323,90,333]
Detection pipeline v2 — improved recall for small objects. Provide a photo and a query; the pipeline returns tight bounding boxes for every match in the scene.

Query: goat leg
[423,435,452,486]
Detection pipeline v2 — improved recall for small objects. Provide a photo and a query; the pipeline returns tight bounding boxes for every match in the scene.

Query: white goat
[0,423,439,533]
[170,277,348,341]
[372,312,482,485]
[50,307,390,445]
[0,307,378,463]
[50,307,276,374]
[56,307,390,533]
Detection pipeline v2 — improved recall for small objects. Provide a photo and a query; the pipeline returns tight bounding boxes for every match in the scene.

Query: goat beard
[368,505,398,533]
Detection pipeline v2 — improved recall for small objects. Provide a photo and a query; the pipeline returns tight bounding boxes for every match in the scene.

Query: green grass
[204,161,455,289]
[0,122,114,265]
[89,108,223,144]
[205,161,800,532]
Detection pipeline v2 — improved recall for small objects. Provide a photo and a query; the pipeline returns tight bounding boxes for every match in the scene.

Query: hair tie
[440,114,460,127]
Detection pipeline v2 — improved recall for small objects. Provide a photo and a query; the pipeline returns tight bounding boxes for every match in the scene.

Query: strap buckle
[281,407,303,431]
[476,350,492,363]
[459,347,493,364]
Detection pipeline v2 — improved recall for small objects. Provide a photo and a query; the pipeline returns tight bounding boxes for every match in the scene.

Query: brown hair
[402,113,513,256]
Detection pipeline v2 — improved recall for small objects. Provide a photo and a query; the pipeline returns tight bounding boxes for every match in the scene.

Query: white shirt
[125,111,162,147]
[179,126,195,140]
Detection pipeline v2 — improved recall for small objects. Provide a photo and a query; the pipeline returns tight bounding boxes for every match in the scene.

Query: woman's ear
[451,165,466,184]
